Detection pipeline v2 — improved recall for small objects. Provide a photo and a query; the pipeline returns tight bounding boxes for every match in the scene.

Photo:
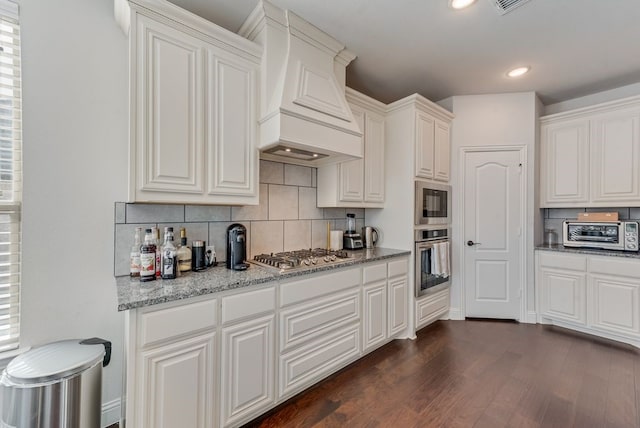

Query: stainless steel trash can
[0,338,111,428]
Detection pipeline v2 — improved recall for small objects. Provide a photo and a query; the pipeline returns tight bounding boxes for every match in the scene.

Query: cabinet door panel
[590,275,640,338]
[139,332,215,428]
[434,120,450,182]
[591,111,640,203]
[221,316,275,427]
[364,111,385,202]
[540,120,589,205]
[207,51,257,197]
[363,282,387,352]
[339,106,365,202]
[136,16,205,195]
[415,112,435,179]
[388,275,408,337]
[416,288,449,329]
[539,268,587,325]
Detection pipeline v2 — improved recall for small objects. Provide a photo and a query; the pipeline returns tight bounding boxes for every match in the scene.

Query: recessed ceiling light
[506,66,530,78]
[449,0,477,9]
[284,148,291,152]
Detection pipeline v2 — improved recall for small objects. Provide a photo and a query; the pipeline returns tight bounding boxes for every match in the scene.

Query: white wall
[444,92,540,323]
[20,0,128,425]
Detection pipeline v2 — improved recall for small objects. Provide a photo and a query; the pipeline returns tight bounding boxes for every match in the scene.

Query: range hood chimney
[239,0,363,166]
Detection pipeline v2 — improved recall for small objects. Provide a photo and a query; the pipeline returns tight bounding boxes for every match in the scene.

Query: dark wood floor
[245,320,640,428]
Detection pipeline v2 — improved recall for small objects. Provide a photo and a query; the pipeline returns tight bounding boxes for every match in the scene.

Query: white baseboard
[102,398,121,428]
[447,307,464,320]
[524,311,537,324]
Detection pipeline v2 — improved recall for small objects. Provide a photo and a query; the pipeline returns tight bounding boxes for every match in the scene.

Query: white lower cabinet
[219,287,276,427]
[387,258,409,337]
[415,288,450,330]
[125,256,412,427]
[536,250,640,347]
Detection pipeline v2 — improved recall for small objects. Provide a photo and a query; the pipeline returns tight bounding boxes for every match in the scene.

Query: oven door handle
[466,240,482,247]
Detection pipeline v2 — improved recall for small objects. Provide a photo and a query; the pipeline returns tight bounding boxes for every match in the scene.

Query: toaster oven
[562,221,639,251]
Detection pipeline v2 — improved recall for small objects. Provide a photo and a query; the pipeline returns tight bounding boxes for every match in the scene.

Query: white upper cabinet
[415,111,435,179]
[118,0,261,205]
[434,120,451,182]
[540,119,590,206]
[317,88,386,208]
[540,96,640,207]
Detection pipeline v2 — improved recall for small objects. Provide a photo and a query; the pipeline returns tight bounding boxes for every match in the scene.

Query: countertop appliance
[226,224,249,270]
[415,181,451,225]
[563,221,639,251]
[343,213,363,250]
[415,227,450,297]
[362,226,379,249]
[251,248,352,272]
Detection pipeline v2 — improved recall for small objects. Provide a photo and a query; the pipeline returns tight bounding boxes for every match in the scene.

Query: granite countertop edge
[117,248,411,311]
[535,244,640,259]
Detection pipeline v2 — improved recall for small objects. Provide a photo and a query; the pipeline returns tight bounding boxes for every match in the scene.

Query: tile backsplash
[542,207,640,241]
[114,160,364,276]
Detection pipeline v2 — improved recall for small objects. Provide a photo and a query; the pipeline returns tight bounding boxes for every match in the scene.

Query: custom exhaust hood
[239,0,363,166]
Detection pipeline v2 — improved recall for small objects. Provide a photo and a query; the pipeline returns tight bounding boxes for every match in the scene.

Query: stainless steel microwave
[563,221,639,251]
[415,181,451,225]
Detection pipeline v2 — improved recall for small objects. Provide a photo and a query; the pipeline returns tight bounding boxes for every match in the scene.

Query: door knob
[466,240,481,246]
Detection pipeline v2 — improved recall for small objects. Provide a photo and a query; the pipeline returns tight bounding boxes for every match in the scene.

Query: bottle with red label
[139,228,157,282]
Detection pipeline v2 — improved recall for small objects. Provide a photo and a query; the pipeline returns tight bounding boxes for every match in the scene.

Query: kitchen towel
[432,242,450,277]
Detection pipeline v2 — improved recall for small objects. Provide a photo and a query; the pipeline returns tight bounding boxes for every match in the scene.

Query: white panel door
[464,149,523,319]
[434,120,450,182]
[364,110,385,202]
[339,105,365,202]
[590,110,640,203]
[415,111,435,179]
[207,49,258,198]
[220,316,275,427]
[136,15,205,195]
[139,332,215,428]
[540,120,589,206]
[589,275,640,338]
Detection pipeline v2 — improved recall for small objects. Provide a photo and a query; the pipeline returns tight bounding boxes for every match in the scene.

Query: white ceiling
[168,0,640,105]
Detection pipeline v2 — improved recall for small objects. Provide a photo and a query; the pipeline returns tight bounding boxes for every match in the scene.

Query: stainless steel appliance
[361,226,379,249]
[0,338,111,428]
[415,181,451,225]
[343,213,363,250]
[415,227,451,297]
[226,224,249,270]
[251,248,352,272]
[563,221,639,251]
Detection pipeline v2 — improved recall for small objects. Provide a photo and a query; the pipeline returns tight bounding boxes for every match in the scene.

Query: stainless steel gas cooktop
[251,248,352,271]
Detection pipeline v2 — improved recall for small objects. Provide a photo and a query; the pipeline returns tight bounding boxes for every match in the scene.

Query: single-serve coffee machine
[226,224,249,270]
[343,213,363,250]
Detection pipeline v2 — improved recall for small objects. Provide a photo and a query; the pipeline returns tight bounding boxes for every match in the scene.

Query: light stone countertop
[535,244,640,259]
[116,247,411,311]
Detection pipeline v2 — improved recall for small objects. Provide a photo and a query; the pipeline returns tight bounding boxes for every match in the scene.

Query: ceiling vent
[490,0,532,15]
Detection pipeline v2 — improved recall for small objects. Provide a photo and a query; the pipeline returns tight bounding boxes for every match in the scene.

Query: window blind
[0,0,20,353]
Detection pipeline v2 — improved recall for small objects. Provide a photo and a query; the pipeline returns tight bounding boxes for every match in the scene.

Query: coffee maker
[226,224,249,270]
[343,213,363,250]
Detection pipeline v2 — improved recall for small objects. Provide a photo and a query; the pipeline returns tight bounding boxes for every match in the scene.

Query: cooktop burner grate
[252,248,351,271]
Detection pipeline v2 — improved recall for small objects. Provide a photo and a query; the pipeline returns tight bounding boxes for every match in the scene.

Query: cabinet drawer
[416,288,449,329]
[139,298,217,347]
[280,267,360,307]
[278,324,360,400]
[221,286,276,326]
[280,290,360,352]
[589,256,640,278]
[363,263,387,284]
[388,258,408,278]
[538,251,586,271]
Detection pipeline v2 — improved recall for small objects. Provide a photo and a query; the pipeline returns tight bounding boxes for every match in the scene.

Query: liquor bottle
[139,228,157,282]
[129,227,142,277]
[177,228,192,273]
[153,227,161,278]
[161,227,177,280]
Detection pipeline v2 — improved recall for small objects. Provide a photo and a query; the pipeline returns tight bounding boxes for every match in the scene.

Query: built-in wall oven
[415,181,451,225]
[415,227,450,297]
